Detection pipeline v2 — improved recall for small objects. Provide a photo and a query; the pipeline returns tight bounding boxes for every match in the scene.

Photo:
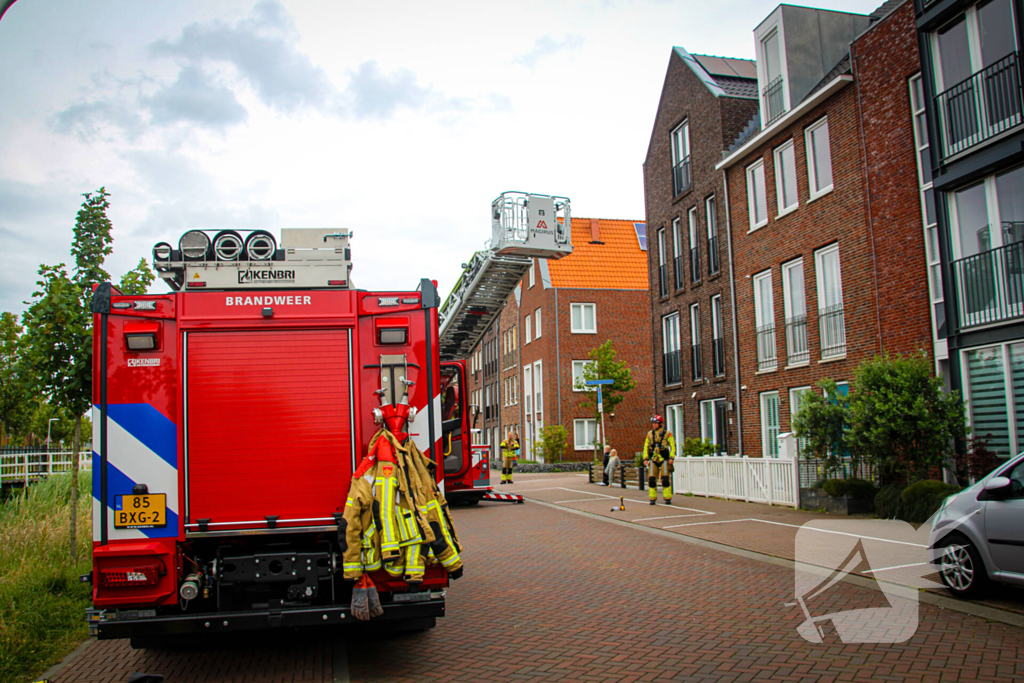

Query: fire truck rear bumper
[89,595,445,640]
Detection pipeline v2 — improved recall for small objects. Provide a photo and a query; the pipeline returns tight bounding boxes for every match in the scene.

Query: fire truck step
[481,492,525,504]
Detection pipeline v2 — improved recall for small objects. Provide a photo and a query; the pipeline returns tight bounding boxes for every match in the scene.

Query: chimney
[590,218,603,244]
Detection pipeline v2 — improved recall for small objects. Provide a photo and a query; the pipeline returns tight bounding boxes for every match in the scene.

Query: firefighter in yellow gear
[499,433,519,484]
[643,415,676,505]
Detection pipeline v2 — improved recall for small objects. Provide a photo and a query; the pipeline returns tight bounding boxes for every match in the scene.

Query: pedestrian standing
[500,432,519,485]
[599,444,612,485]
[643,415,676,505]
[604,448,621,487]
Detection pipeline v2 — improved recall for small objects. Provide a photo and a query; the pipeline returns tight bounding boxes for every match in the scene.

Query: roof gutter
[716,75,853,171]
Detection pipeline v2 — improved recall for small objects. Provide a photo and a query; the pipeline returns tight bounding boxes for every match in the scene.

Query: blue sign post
[585,379,614,457]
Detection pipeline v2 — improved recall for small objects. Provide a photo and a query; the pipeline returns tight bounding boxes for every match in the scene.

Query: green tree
[0,312,33,444]
[22,188,115,560]
[848,352,966,485]
[119,257,155,295]
[573,340,637,458]
[536,425,568,463]
[792,378,851,474]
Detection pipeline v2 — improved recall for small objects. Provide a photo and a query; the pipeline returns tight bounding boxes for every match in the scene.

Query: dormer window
[761,29,786,124]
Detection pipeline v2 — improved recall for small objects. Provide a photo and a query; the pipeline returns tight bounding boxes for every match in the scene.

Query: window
[963,342,1024,458]
[949,165,1024,329]
[706,196,719,275]
[761,29,786,124]
[534,308,542,338]
[761,391,780,458]
[910,74,946,347]
[782,258,808,366]
[572,360,595,391]
[747,160,768,229]
[712,295,725,377]
[700,399,727,455]
[789,386,811,455]
[805,118,833,199]
[931,0,1021,158]
[529,259,536,288]
[657,228,668,297]
[672,218,684,290]
[815,244,845,358]
[665,404,684,457]
[663,312,681,385]
[774,140,798,214]
[688,206,700,283]
[570,303,596,333]
[754,270,776,371]
[690,303,702,381]
[672,121,691,195]
[533,360,543,417]
[574,418,598,451]
[524,313,532,344]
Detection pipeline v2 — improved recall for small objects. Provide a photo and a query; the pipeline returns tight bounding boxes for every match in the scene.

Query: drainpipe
[555,288,562,427]
[722,169,743,456]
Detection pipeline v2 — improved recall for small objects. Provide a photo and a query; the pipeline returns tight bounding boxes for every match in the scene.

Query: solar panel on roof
[634,223,647,251]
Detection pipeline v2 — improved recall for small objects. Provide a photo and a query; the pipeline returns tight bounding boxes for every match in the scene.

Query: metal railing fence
[756,322,777,371]
[673,156,691,196]
[1,450,92,486]
[819,304,846,359]
[935,51,1023,160]
[785,314,809,365]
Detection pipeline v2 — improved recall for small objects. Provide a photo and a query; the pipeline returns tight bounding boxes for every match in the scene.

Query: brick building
[643,47,760,455]
[717,1,934,457]
[490,217,653,462]
[914,0,1024,461]
[465,321,501,457]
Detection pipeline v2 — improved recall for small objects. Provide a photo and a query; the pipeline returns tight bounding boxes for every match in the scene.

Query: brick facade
[644,48,759,454]
[723,1,932,456]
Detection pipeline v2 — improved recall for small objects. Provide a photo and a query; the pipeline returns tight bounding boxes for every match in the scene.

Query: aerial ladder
[437,192,572,505]
[438,192,572,361]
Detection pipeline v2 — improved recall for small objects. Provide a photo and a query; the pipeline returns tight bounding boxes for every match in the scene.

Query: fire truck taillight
[99,564,161,588]
[124,322,160,351]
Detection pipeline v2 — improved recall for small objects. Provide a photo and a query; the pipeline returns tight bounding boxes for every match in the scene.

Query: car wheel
[937,536,989,598]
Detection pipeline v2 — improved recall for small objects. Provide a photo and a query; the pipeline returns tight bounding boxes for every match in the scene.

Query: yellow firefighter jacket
[643,427,676,464]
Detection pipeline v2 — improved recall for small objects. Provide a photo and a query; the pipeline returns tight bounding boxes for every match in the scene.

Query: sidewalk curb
[528,497,1024,631]
[37,636,96,682]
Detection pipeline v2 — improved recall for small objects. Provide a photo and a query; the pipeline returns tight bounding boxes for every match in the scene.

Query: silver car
[930,452,1024,598]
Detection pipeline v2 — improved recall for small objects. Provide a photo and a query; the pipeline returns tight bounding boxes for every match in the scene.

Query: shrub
[535,425,568,463]
[874,484,905,520]
[682,437,718,458]
[822,477,876,501]
[811,478,829,490]
[901,480,960,524]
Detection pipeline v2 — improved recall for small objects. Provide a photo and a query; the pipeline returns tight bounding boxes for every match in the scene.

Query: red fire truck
[86,228,451,642]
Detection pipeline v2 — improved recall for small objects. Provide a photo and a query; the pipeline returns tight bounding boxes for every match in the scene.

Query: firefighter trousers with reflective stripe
[647,458,673,502]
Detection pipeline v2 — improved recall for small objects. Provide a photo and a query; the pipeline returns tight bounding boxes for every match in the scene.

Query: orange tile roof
[547,218,648,290]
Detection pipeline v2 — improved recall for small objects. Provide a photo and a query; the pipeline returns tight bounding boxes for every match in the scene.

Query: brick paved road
[48,485,1024,682]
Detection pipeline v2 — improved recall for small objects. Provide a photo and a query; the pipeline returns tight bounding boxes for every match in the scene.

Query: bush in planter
[874,484,905,520]
[822,477,876,502]
[683,437,718,457]
[901,480,960,524]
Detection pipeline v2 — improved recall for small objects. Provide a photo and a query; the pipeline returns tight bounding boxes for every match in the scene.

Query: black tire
[936,534,990,598]
[465,498,480,506]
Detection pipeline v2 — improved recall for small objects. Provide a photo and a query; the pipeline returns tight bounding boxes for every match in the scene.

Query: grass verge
[0,472,92,683]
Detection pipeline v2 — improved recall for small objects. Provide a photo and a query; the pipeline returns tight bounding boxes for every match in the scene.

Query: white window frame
[657,228,666,267]
[774,139,799,216]
[756,19,790,117]
[747,159,768,230]
[761,391,781,458]
[524,313,532,344]
[573,418,597,451]
[671,120,690,168]
[529,259,536,288]
[572,360,596,392]
[690,303,701,380]
[782,257,808,367]
[665,404,684,456]
[672,218,682,261]
[814,244,843,311]
[754,269,776,371]
[570,302,597,334]
[662,312,681,386]
[790,385,812,455]
[699,399,725,455]
[805,117,834,200]
[534,307,542,339]
[711,294,724,377]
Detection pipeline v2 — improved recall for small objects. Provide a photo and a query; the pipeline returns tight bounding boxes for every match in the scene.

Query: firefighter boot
[648,475,658,505]
[662,475,673,505]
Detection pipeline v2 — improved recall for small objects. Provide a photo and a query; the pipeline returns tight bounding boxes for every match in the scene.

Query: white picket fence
[0,450,92,486]
[672,455,799,508]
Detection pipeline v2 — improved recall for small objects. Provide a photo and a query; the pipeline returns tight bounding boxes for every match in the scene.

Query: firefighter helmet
[651,414,664,424]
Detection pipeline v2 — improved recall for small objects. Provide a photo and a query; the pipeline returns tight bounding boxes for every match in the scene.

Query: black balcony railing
[935,51,1023,160]
[674,255,685,290]
[707,235,719,276]
[691,342,703,380]
[953,239,1024,330]
[673,156,691,196]
[663,349,682,385]
[658,264,667,297]
[756,323,777,371]
[785,314,809,366]
[762,76,786,125]
[690,246,700,283]
[819,304,846,358]
[712,337,725,377]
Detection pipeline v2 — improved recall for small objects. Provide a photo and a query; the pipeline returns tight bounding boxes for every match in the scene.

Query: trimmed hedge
[874,480,960,523]
[821,477,876,501]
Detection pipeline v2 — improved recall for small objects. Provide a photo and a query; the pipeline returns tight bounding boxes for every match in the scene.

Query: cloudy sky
[0,0,883,314]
